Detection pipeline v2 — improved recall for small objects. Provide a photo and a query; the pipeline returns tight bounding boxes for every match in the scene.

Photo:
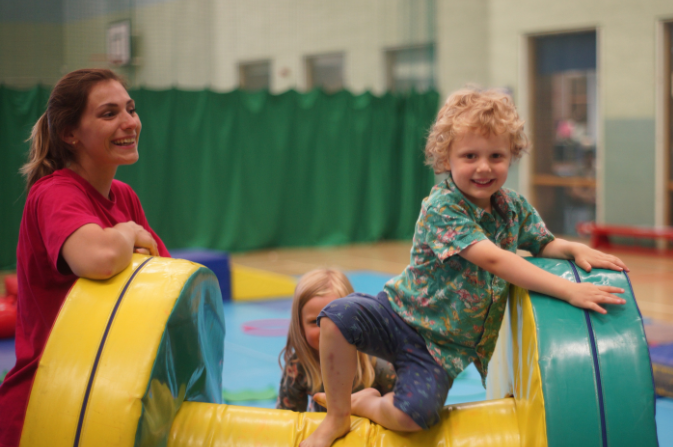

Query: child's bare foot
[350,388,381,417]
[313,388,382,414]
[299,413,351,447]
[312,392,327,408]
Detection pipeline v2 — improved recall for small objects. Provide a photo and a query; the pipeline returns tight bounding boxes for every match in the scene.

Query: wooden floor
[230,240,673,324]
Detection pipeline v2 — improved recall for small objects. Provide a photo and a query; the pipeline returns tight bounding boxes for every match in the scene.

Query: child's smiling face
[443,130,512,212]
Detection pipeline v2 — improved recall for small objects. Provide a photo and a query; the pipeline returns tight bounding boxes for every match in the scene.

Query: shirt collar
[56,168,117,209]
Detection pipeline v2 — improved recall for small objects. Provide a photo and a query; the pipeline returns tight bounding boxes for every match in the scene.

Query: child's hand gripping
[534,239,630,313]
[462,239,630,316]
[563,282,626,315]
[570,243,629,273]
[565,244,629,314]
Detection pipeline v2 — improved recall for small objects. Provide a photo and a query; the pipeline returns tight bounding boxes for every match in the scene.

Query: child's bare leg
[299,318,356,447]
[350,389,422,432]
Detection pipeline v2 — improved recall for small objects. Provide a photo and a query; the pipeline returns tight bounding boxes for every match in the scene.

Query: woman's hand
[62,221,158,280]
[115,221,158,256]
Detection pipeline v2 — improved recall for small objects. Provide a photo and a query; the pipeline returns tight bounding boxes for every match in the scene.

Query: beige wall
[48,0,437,92]
[3,0,671,226]
[62,13,127,74]
[210,0,436,93]
[488,0,673,119]
[134,0,214,88]
[435,0,490,96]
[0,23,64,87]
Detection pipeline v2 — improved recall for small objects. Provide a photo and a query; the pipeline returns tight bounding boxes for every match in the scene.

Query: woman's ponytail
[21,113,56,189]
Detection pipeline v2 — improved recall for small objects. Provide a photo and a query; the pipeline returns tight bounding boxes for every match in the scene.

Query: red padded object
[0,297,16,339]
[576,222,673,255]
[4,274,17,297]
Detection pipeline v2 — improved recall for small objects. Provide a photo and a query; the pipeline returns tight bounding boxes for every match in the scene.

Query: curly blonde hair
[424,88,529,173]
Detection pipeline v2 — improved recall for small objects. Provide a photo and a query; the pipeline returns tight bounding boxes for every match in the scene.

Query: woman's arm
[538,238,628,272]
[460,240,626,314]
[61,221,158,280]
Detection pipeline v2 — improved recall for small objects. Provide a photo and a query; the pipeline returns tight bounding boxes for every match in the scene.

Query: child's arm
[459,240,626,314]
[537,238,628,272]
[61,221,159,280]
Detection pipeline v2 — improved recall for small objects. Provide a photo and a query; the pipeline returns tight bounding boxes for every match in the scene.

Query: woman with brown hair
[0,68,170,446]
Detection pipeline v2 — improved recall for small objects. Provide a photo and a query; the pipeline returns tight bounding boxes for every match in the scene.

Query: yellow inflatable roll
[20,256,657,447]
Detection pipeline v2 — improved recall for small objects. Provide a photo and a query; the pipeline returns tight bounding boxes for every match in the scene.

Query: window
[239,61,271,91]
[306,53,344,92]
[530,31,597,236]
[386,44,435,92]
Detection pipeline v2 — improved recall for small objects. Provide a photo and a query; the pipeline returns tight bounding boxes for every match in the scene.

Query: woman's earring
[72,140,78,145]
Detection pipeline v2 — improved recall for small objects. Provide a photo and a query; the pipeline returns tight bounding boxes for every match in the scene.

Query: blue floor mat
[657,397,673,446]
[0,338,14,381]
[222,298,291,407]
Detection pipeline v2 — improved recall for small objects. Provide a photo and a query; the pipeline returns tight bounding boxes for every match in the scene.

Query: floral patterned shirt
[384,175,554,383]
[276,353,397,412]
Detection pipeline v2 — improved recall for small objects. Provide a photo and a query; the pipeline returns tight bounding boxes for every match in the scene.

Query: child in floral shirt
[300,88,629,447]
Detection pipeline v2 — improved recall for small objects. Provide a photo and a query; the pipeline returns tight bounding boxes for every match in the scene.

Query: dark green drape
[0,85,52,270]
[0,86,438,269]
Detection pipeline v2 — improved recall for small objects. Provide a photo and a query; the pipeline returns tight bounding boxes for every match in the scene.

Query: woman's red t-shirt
[0,169,169,447]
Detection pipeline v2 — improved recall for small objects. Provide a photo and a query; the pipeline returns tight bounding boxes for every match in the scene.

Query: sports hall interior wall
[0,86,438,269]
[2,0,673,260]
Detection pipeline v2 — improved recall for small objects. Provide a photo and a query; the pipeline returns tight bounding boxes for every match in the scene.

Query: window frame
[239,59,272,91]
[304,52,345,93]
[384,43,436,93]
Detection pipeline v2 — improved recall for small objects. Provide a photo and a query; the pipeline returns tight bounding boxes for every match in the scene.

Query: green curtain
[0,85,51,270]
[0,86,438,269]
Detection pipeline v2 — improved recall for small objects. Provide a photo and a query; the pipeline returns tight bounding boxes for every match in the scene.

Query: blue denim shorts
[317,292,452,429]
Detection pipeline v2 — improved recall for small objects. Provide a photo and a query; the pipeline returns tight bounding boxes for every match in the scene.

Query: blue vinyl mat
[0,270,671,445]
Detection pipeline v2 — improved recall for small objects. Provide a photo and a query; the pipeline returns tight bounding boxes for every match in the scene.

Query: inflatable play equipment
[19,255,658,447]
[169,248,298,302]
[170,249,232,301]
[0,274,17,339]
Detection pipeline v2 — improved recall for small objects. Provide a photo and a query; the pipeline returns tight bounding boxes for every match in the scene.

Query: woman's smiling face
[70,79,142,169]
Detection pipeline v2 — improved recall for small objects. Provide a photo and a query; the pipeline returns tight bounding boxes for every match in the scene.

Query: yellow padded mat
[169,399,520,447]
[231,264,297,301]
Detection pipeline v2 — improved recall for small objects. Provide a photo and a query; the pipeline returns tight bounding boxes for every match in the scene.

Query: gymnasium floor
[0,241,671,444]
